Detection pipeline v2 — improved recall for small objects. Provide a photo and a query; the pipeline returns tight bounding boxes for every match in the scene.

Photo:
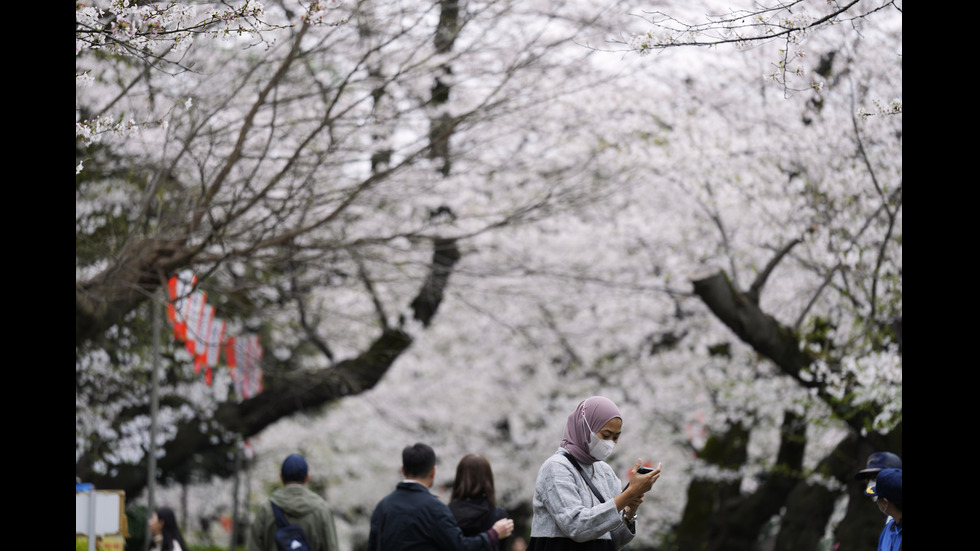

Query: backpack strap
[269,500,290,529]
[560,450,606,503]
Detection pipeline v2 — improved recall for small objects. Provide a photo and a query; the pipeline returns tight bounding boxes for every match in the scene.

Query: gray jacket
[529,450,635,549]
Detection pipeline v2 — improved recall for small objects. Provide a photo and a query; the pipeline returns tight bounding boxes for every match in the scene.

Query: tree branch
[78,235,462,498]
[691,269,875,433]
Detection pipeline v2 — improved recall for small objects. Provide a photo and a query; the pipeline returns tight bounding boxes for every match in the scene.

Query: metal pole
[230,440,243,551]
[146,292,162,550]
[88,491,97,551]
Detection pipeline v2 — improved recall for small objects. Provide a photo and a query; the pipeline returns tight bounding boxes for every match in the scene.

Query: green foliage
[125,504,148,551]
[801,316,836,358]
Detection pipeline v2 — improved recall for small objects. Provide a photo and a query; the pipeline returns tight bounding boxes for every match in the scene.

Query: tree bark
[691,270,876,434]
[689,269,902,550]
[674,411,807,551]
[673,421,748,551]
[691,270,813,387]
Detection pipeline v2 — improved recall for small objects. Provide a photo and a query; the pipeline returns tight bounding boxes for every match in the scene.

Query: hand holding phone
[623,462,662,495]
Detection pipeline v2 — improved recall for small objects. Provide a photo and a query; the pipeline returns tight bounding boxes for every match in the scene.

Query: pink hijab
[560,396,622,465]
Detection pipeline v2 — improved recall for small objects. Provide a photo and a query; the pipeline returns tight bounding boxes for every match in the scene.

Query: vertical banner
[245,335,264,397]
[229,335,264,399]
[193,304,215,375]
[167,270,197,342]
[204,317,225,386]
[184,290,208,357]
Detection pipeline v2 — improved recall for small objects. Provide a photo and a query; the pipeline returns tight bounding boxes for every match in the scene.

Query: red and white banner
[165,271,263,395]
[167,270,197,342]
[226,334,264,398]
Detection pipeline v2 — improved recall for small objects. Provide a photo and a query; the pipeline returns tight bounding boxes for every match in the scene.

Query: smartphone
[637,466,654,474]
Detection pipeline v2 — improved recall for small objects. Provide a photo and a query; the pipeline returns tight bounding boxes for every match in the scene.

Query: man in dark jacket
[368,443,514,550]
[248,454,339,551]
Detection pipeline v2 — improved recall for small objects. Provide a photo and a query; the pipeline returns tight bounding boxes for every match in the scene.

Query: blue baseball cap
[854,451,902,480]
[281,454,309,482]
[869,468,901,507]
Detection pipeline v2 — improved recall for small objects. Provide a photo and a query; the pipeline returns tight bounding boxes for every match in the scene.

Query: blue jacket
[369,481,492,551]
[878,517,902,551]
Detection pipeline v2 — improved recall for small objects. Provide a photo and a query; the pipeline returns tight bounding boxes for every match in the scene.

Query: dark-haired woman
[149,506,189,551]
[450,453,510,550]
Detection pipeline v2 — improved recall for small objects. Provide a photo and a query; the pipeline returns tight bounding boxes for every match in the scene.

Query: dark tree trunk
[674,422,749,551]
[674,411,807,551]
[684,269,901,550]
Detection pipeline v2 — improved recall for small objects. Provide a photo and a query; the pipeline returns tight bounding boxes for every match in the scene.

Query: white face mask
[585,417,616,461]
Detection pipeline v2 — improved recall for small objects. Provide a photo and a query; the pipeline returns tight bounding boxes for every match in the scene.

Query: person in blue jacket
[869,468,902,551]
[368,443,514,550]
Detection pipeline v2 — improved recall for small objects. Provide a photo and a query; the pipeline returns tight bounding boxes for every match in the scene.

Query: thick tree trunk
[673,422,748,550]
[674,411,807,551]
[688,269,902,550]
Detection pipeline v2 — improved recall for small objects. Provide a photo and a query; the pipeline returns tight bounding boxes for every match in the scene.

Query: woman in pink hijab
[527,396,662,551]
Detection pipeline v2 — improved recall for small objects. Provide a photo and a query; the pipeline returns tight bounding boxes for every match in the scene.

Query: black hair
[402,442,436,478]
[150,507,189,551]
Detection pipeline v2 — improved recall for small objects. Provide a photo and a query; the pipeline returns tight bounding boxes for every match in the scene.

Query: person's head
[855,451,902,497]
[281,453,310,484]
[149,507,186,551]
[402,442,437,483]
[869,468,902,519]
[450,453,497,505]
[560,396,622,465]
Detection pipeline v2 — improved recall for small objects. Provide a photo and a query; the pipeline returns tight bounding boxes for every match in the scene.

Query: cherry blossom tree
[76,0,654,498]
[223,2,899,550]
[618,3,901,548]
[77,1,899,549]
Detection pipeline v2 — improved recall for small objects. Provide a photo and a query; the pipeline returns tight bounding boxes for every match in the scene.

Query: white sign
[75,491,123,535]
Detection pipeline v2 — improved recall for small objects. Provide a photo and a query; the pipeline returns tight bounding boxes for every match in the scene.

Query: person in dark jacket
[368,443,514,551]
[449,454,510,550]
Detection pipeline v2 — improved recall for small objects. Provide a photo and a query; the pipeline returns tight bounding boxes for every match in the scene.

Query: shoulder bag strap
[269,500,289,529]
[560,450,605,503]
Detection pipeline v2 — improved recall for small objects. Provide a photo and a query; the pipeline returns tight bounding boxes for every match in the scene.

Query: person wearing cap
[368,442,515,550]
[869,468,902,551]
[248,453,339,551]
[853,451,902,494]
[854,451,902,523]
